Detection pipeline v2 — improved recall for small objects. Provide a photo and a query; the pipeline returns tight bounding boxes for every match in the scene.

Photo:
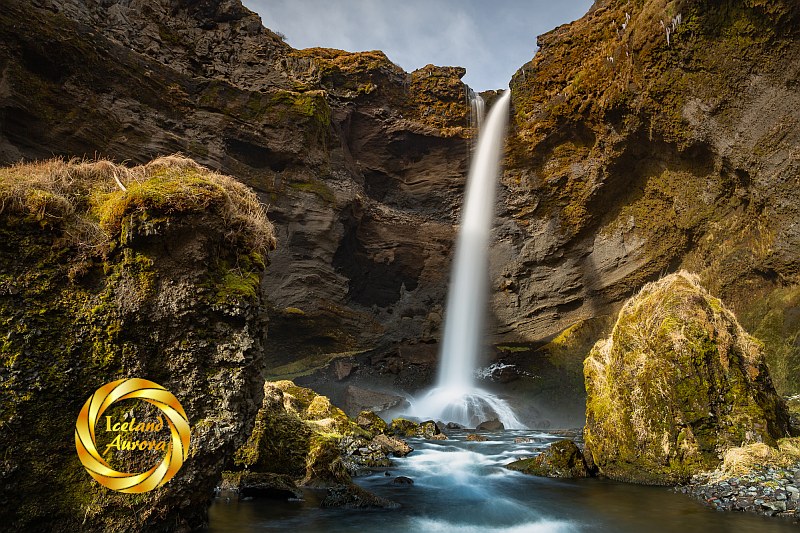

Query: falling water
[407,91,525,429]
[468,90,485,131]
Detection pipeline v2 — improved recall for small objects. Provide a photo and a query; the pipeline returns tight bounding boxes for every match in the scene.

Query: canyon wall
[1,0,798,421]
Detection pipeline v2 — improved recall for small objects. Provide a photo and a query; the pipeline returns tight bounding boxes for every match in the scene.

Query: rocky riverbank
[679,462,800,520]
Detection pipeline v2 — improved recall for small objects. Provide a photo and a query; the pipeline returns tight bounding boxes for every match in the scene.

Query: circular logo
[75,378,191,493]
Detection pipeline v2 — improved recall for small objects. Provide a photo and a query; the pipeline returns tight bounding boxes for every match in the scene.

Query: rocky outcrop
[3,0,800,437]
[506,440,591,478]
[0,0,473,395]
[229,380,402,505]
[583,271,792,485]
[494,0,800,402]
[0,157,273,530]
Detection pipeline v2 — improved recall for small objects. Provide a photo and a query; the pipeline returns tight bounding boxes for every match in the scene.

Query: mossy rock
[355,410,389,435]
[506,440,591,478]
[584,271,792,485]
[389,418,420,437]
[233,380,371,487]
[0,157,273,530]
[388,418,442,439]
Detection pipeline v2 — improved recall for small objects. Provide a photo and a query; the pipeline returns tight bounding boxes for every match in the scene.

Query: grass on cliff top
[0,154,276,256]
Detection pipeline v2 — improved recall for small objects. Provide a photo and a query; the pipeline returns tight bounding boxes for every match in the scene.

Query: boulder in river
[466,434,488,442]
[476,419,505,431]
[584,272,792,485]
[321,484,400,509]
[506,440,591,478]
[390,418,444,439]
[372,434,413,457]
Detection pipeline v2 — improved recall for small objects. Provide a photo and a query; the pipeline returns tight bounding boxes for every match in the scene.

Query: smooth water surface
[208,430,797,532]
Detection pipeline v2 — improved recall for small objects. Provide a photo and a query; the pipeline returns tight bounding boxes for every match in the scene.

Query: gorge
[1,0,800,530]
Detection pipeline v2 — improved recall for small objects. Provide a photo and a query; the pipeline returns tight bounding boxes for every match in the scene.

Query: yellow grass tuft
[0,154,276,256]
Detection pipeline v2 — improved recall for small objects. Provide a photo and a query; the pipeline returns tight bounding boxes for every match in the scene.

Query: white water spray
[407,91,525,429]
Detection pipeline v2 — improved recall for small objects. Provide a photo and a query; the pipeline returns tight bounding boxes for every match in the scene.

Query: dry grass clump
[720,437,800,477]
[0,154,275,256]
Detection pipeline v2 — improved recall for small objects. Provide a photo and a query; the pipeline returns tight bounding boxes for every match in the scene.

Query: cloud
[244,0,592,91]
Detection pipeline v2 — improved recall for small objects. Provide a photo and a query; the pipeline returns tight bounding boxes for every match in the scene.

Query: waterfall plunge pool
[208,429,796,532]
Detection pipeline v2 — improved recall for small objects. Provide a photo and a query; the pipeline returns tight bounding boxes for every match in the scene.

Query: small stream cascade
[406,91,525,428]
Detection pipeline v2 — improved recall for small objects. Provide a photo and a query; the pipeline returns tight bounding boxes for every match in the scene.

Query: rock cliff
[0,0,476,396]
[497,0,800,403]
[0,156,273,530]
[2,0,799,422]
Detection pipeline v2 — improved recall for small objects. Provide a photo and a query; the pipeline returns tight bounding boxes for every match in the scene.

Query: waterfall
[406,91,525,429]
[469,90,485,132]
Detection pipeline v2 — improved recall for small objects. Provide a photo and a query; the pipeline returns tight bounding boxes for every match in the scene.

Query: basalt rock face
[495,0,800,400]
[0,0,472,388]
[4,0,800,417]
[0,157,273,530]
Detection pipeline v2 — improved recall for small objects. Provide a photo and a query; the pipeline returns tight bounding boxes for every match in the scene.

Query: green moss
[740,285,800,395]
[287,179,335,203]
[356,411,388,435]
[266,350,366,380]
[94,170,226,236]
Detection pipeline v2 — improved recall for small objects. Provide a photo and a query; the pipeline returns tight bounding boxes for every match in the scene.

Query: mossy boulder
[233,380,367,484]
[389,418,420,437]
[506,440,591,478]
[232,380,399,507]
[389,418,443,439]
[355,410,389,435]
[584,271,792,485]
[320,484,400,509]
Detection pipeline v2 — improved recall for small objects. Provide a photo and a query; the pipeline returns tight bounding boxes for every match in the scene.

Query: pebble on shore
[678,461,800,520]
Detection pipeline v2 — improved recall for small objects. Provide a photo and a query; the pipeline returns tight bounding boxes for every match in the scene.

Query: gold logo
[75,378,191,493]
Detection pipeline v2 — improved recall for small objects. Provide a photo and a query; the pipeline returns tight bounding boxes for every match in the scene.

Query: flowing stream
[405,91,525,429]
[209,429,797,532]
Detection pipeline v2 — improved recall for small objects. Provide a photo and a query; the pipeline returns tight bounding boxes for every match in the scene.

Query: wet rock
[344,386,407,416]
[393,476,414,485]
[476,419,504,431]
[466,434,488,442]
[224,472,302,500]
[418,420,442,439]
[321,483,400,509]
[506,440,591,478]
[445,422,464,430]
[514,437,532,443]
[389,418,443,439]
[390,418,421,437]
[355,410,389,435]
[372,434,413,457]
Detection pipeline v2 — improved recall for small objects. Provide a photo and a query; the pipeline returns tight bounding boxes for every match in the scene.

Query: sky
[241,1,594,92]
